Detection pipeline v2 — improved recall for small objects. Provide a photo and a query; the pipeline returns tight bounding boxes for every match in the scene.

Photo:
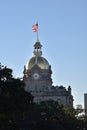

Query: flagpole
[36,22,39,41]
[37,29,38,41]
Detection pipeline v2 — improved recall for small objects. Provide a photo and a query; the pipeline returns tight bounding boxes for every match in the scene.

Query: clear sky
[0,0,87,107]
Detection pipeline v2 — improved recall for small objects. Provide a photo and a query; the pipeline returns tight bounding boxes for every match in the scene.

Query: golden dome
[26,56,49,70]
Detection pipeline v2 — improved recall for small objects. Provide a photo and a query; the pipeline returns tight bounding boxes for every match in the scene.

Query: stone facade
[23,40,73,107]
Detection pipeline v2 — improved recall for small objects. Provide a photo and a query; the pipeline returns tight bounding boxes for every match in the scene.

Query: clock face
[33,73,39,80]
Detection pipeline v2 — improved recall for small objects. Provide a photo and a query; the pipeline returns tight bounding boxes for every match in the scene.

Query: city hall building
[23,40,73,107]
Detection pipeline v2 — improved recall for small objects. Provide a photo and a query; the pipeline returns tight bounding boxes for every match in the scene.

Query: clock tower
[23,40,52,102]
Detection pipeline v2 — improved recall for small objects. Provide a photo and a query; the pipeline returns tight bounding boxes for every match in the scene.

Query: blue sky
[0,0,87,107]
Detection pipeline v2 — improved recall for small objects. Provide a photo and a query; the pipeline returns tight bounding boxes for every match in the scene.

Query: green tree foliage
[0,64,33,130]
[32,100,86,130]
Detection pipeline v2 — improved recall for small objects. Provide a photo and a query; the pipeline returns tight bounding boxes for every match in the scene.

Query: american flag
[32,23,38,32]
